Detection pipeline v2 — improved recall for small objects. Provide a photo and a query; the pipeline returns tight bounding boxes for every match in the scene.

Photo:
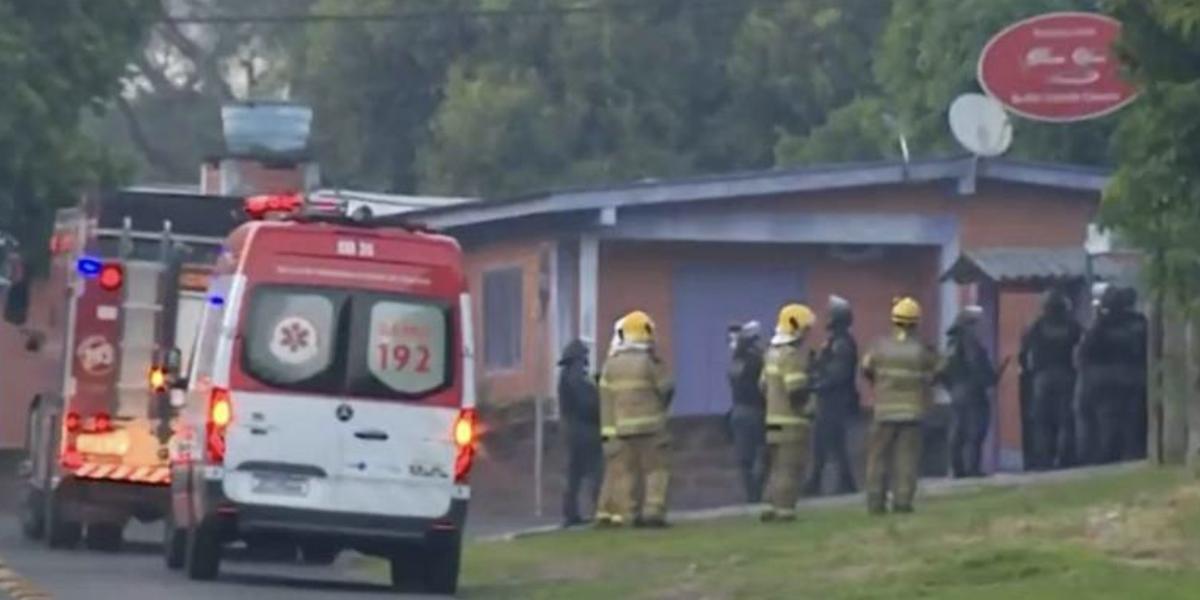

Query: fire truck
[7,188,241,550]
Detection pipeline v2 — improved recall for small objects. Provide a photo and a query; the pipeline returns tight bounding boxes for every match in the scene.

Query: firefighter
[940,306,997,479]
[1079,286,1148,463]
[862,297,939,515]
[728,320,767,504]
[1019,290,1082,470]
[595,318,625,528]
[558,339,603,527]
[599,311,674,528]
[759,303,817,522]
[805,295,859,496]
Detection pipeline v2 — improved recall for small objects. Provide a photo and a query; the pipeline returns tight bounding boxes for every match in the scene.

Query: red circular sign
[978,12,1137,123]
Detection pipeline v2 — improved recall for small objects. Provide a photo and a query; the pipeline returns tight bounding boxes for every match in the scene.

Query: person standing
[759,303,817,522]
[805,295,859,496]
[1019,291,1082,470]
[595,318,626,528]
[940,306,998,479]
[728,321,767,504]
[1078,287,1147,463]
[557,339,603,527]
[599,311,674,528]
[862,297,939,515]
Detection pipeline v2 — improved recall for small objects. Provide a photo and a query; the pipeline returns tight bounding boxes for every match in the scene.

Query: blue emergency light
[76,257,102,278]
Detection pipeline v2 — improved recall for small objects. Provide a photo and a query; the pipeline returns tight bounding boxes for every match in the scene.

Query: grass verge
[397,467,1200,599]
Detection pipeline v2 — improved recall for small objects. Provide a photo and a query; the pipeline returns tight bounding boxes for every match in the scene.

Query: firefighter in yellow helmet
[758,303,816,522]
[598,311,674,528]
[595,318,625,527]
[861,297,939,515]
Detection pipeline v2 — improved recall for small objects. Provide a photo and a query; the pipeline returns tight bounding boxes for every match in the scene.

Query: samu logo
[409,463,449,479]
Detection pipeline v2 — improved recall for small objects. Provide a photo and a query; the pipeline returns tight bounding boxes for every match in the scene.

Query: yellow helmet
[775,303,816,339]
[892,297,921,326]
[619,310,656,344]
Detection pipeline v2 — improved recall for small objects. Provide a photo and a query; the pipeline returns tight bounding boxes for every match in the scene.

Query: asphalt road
[0,517,434,600]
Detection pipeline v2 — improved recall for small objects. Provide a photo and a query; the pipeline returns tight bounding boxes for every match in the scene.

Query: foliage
[0,0,156,272]
[1101,0,1200,302]
[783,0,1118,166]
[418,0,888,197]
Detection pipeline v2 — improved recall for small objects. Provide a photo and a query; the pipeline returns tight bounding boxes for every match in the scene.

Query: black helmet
[828,295,853,329]
[558,339,588,366]
[1043,290,1070,316]
[1116,287,1138,311]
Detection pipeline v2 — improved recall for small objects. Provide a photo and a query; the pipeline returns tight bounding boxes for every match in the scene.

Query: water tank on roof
[221,102,312,154]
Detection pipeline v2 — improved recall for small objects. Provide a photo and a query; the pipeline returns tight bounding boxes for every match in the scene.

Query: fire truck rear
[10,189,240,549]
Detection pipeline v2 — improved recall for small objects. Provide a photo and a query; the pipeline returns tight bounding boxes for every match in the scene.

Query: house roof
[413,156,1111,230]
[941,247,1136,286]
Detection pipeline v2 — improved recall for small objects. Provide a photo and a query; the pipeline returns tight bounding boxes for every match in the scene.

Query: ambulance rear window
[243,287,344,392]
[348,297,451,399]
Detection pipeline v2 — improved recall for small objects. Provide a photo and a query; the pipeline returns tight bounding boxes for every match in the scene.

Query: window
[243,287,344,392]
[240,285,453,400]
[483,267,523,371]
[347,295,453,399]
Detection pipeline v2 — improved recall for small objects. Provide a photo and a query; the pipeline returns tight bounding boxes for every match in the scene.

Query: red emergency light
[245,193,304,220]
[98,264,124,291]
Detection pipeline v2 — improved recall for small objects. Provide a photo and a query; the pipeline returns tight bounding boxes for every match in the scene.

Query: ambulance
[163,193,476,595]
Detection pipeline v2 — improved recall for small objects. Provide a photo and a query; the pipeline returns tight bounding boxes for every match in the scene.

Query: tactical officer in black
[940,307,997,478]
[1079,287,1148,464]
[804,296,858,496]
[558,339,603,526]
[728,322,767,503]
[1020,290,1082,470]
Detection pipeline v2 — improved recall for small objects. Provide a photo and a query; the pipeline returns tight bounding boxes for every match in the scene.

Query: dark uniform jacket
[728,339,766,411]
[1021,315,1082,378]
[559,359,601,444]
[1080,310,1148,387]
[812,329,859,417]
[940,327,996,404]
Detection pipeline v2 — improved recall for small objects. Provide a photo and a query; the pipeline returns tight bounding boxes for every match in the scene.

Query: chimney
[201,101,321,196]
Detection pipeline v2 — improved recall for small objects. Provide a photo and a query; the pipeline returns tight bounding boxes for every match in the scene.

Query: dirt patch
[1077,483,1200,568]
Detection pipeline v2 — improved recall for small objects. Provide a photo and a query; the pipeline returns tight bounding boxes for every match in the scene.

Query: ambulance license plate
[252,473,310,497]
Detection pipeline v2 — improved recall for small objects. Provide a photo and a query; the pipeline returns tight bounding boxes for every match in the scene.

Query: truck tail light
[64,412,81,434]
[90,412,112,433]
[453,409,477,484]
[206,388,232,465]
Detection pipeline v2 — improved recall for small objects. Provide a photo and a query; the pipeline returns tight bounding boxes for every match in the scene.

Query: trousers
[1029,371,1075,470]
[948,399,990,477]
[805,408,856,495]
[612,430,672,522]
[730,405,767,503]
[763,424,811,517]
[562,434,603,522]
[866,421,923,513]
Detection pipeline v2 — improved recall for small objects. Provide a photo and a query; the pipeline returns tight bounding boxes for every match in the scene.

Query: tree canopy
[0,0,157,271]
[1101,0,1200,300]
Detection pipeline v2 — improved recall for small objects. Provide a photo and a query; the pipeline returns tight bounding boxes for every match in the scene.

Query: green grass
[449,468,1200,599]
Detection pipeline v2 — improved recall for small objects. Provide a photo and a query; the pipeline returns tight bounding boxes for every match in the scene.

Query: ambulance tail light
[206,388,233,465]
[453,409,477,484]
[64,411,81,434]
[90,412,112,433]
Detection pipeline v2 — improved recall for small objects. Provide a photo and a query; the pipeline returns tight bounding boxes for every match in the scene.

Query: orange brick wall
[462,238,556,404]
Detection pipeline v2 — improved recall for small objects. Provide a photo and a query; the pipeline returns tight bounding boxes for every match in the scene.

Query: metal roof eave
[416,157,1110,231]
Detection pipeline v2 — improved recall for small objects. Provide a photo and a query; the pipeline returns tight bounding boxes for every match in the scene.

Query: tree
[1099,0,1200,467]
[0,1,157,272]
[783,0,1118,166]
[417,0,888,197]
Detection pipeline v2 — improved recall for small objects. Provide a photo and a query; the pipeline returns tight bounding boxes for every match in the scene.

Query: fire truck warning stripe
[110,466,133,481]
[74,464,96,478]
[0,558,53,599]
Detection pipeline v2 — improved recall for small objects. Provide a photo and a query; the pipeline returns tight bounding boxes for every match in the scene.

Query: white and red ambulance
[164,194,476,594]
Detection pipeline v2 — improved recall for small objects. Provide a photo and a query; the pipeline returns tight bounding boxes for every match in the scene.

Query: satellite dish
[949,93,1013,157]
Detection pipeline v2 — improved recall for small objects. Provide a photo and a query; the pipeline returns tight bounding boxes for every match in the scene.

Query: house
[414,156,1110,483]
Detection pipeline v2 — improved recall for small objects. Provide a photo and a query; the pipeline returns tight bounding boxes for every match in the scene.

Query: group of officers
[556,285,1147,527]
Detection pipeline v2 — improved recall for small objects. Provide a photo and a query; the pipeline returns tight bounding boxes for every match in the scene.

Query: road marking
[0,558,53,599]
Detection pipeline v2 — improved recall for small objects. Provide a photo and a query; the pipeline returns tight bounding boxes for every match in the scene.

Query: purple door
[671,263,806,416]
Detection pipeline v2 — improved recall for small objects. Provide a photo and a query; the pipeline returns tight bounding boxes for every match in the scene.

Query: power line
[160,0,766,25]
